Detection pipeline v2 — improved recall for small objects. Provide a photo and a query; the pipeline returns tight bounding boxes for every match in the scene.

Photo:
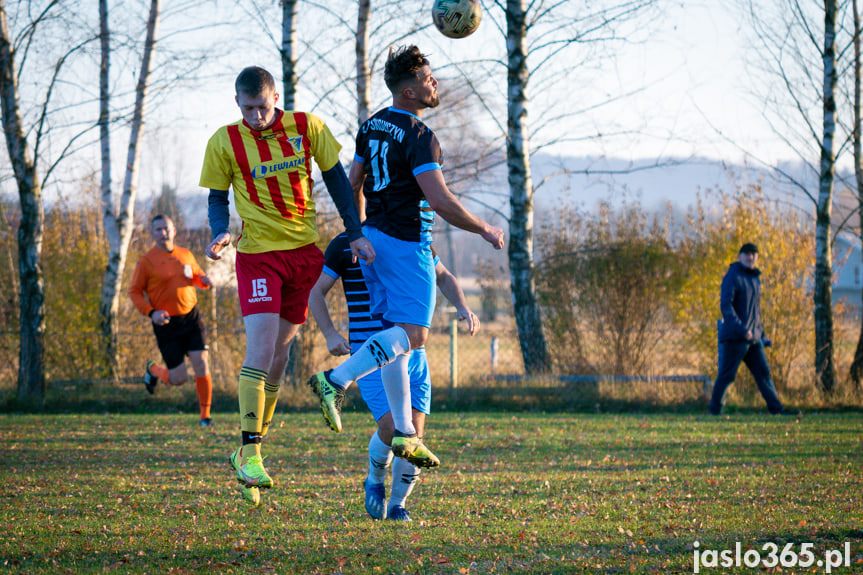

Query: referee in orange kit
[129,214,215,427]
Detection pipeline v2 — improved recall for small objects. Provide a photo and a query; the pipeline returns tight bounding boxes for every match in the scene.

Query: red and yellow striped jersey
[199,110,342,254]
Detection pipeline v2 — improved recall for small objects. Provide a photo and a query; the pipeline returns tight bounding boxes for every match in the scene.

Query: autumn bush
[0,197,121,384]
[535,187,821,405]
[536,202,687,376]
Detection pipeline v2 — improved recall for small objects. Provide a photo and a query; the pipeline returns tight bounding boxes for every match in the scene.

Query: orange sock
[196,375,212,420]
[150,364,170,385]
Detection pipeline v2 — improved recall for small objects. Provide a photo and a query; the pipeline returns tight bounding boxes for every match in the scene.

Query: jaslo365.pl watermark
[693,541,852,573]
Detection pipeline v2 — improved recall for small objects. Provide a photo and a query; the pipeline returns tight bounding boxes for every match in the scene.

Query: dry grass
[2,411,861,574]
[1,308,862,412]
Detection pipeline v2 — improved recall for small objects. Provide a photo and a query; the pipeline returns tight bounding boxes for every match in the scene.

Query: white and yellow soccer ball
[431,0,482,39]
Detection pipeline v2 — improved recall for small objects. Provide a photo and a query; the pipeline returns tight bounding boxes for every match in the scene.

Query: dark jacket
[718,261,764,343]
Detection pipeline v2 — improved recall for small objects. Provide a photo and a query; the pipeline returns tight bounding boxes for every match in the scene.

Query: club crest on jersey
[287,135,304,154]
[256,132,303,154]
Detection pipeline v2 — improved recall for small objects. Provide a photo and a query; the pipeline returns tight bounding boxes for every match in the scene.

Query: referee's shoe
[143,361,158,394]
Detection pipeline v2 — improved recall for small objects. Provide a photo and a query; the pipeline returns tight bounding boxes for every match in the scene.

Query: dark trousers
[709,341,784,414]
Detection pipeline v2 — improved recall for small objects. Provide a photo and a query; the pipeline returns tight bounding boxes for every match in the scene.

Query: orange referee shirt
[129,245,209,317]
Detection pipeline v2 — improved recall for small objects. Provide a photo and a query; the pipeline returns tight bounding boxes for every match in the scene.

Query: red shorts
[235,243,324,324]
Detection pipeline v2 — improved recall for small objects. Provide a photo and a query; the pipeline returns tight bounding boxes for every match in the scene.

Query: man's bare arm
[416,170,504,249]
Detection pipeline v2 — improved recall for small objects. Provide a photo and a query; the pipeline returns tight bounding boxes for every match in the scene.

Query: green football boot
[307,370,345,432]
[228,448,263,506]
[229,447,273,489]
[391,434,440,468]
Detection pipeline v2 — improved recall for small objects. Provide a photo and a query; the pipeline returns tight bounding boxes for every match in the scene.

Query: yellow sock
[237,443,261,467]
[195,375,212,420]
[239,442,261,464]
[261,380,281,437]
[238,365,267,438]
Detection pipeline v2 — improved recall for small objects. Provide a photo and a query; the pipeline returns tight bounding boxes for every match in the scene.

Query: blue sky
[0,1,806,211]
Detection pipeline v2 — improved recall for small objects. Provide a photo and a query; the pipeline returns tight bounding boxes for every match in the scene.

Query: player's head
[385,45,439,109]
[151,215,176,252]
[235,66,280,130]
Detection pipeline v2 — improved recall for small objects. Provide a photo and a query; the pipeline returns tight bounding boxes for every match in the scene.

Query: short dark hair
[739,242,759,254]
[151,214,170,226]
[384,45,430,93]
[235,66,276,97]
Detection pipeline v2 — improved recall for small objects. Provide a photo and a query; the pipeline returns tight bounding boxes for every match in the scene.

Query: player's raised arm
[348,159,367,222]
[206,188,232,260]
[309,272,351,356]
[416,170,504,250]
[435,260,479,335]
[322,164,375,264]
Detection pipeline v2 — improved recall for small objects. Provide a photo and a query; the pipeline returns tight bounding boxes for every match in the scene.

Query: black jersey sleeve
[323,233,352,278]
[405,129,443,174]
[321,165,363,242]
[207,188,231,239]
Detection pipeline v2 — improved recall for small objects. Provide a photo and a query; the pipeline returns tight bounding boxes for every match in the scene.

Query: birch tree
[817,0,839,392]
[99,0,161,376]
[0,0,93,403]
[488,0,662,373]
[848,0,863,389]
[741,0,848,392]
[281,0,298,109]
[503,0,549,373]
[0,0,44,402]
[356,0,371,124]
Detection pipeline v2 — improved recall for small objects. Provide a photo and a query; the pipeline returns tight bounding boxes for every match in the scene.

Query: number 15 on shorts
[252,278,268,297]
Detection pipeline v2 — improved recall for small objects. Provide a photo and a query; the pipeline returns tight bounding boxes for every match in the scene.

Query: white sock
[381,354,414,435]
[367,430,392,485]
[330,326,410,389]
[389,457,420,511]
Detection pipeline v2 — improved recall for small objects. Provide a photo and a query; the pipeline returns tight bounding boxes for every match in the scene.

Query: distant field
[1,411,860,574]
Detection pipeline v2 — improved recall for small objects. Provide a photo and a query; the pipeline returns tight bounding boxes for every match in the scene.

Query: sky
[158,2,773,150]
[0,1,811,214]
[570,1,783,163]
[192,2,788,211]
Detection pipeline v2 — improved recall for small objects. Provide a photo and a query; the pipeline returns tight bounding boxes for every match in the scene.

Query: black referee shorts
[152,306,208,369]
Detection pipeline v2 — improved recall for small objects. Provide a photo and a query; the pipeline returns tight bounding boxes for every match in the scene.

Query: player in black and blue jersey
[309,232,479,521]
[308,45,503,469]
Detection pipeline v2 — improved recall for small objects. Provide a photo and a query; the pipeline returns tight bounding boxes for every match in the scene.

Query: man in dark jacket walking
[709,243,797,416]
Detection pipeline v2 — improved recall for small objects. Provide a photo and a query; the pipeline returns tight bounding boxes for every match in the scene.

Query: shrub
[536,202,686,375]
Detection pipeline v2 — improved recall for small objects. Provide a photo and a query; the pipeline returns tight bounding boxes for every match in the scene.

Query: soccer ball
[431,0,482,39]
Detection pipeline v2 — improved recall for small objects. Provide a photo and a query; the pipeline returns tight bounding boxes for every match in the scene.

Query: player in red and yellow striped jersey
[129,215,214,427]
[200,66,374,506]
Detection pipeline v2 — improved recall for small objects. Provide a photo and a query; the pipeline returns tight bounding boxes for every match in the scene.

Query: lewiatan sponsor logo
[251,156,306,179]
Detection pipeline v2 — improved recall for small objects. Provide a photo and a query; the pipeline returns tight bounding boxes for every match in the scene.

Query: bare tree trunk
[281,0,298,110]
[815,0,838,393]
[281,0,308,381]
[0,0,46,405]
[850,0,863,390]
[505,0,550,374]
[356,0,371,125]
[97,0,116,376]
[99,0,161,377]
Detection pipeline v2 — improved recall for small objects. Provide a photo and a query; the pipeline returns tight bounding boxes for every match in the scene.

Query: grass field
[1,410,861,574]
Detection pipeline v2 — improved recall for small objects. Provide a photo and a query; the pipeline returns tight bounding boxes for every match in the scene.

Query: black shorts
[152,307,208,369]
